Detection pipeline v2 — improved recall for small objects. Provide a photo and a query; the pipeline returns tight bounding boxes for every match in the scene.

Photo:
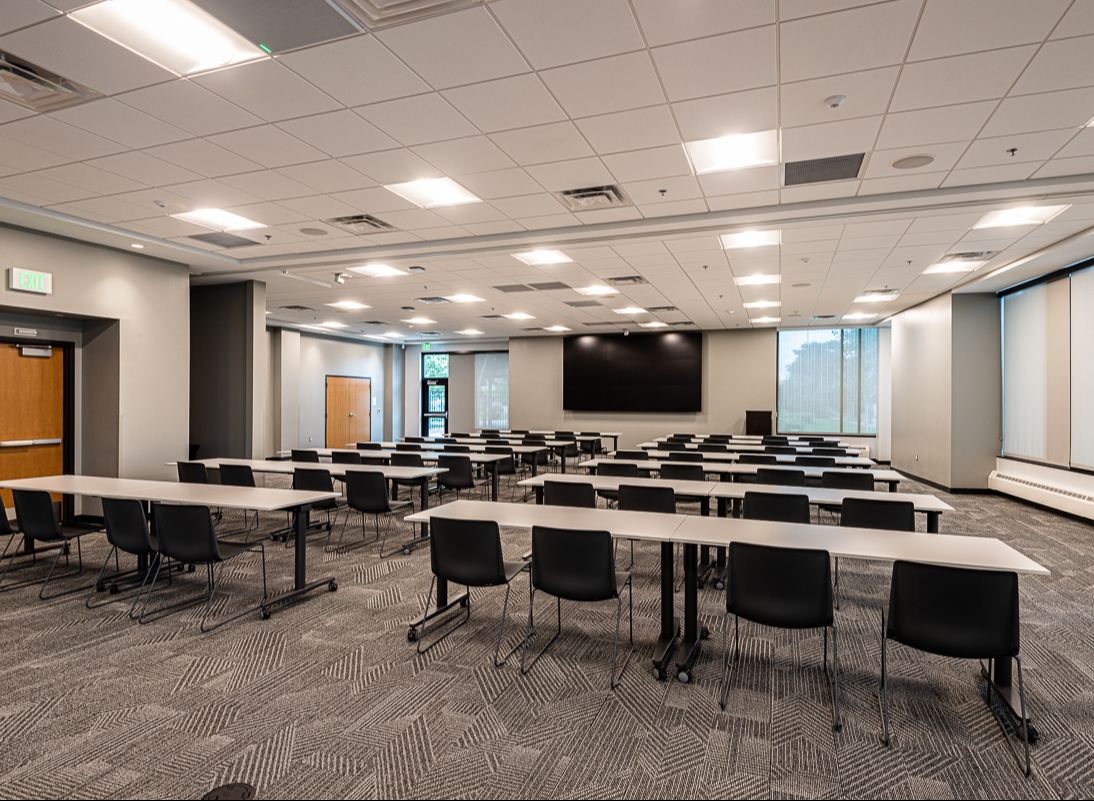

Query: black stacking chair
[615,450,648,460]
[177,461,209,483]
[396,442,422,451]
[521,525,633,690]
[880,562,1029,776]
[617,484,676,569]
[818,470,874,520]
[668,451,704,462]
[720,542,840,731]
[87,497,157,614]
[660,462,706,482]
[415,516,531,660]
[556,433,579,471]
[815,440,841,447]
[337,469,412,557]
[762,436,789,445]
[485,445,517,492]
[481,429,500,436]
[698,443,728,453]
[450,433,471,439]
[218,463,260,538]
[360,454,389,465]
[765,445,798,454]
[579,435,603,461]
[436,454,484,502]
[390,452,429,506]
[291,449,320,462]
[543,480,596,508]
[595,461,640,505]
[520,439,550,475]
[357,442,382,450]
[835,498,916,607]
[141,503,267,631]
[0,489,100,599]
[511,429,529,435]
[670,434,694,441]
[487,438,509,446]
[796,455,836,467]
[740,453,777,465]
[756,468,806,487]
[814,447,848,457]
[707,434,731,443]
[438,437,457,444]
[800,436,824,442]
[332,451,363,464]
[292,467,341,539]
[405,436,425,442]
[742,491,811,524]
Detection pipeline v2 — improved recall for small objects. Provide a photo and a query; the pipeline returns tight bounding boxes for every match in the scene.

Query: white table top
[353,441,548,454]
[655,434,857,445]
[475,430,621,438]
[279,448,509,464]
[614,450,875,467]
[709,482,954,513]
[642,440,870,455]
[579,458,904,483]
[413,436,585,447]
[182,458,444,481]
[406,500,1047,575]
[0,475,337,512]
[518,473,718,496]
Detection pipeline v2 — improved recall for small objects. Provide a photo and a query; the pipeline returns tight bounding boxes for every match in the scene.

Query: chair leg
[1016,655,1032,777]
[201,544,270,633]
[609,581,635,690]
[39,536,86,600]
[415,574,472,655]
[833,557,841,610]
[719,614,739,710]
[520,591,562,676]
[879,610,891,746]
[830,624,842,731]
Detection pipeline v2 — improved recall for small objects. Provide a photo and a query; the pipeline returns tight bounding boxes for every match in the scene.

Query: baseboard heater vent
[989,470,1094,520]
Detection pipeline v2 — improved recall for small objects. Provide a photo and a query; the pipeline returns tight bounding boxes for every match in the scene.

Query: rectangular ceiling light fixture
[853,292,898,303]
[743,300,780,309]
[613,306,646,315]
[684,130,779,174]
[721,230,781,249]
[326,300,370,310]
[640,321,668,328]
[172,207,265,231]
[843,312,876,321]
[71,0,265,76]
[512,249,571,265]
[574,284,618,297]
[923,258,986,274]
[350,263,407,277]
[545,325,570,332]
[734,274,781,286]
[973,205,1069,228]
[444,293,483,303]
[401,316,435,325]
[456,328,483,335]
[384,177,481,208]
[751,316,780,325]
[503,311,535,320]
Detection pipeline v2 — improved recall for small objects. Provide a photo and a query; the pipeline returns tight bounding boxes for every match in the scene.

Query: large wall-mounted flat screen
[563,332,702,412]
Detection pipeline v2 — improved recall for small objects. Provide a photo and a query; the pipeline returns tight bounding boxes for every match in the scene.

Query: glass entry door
[422,377,448,437]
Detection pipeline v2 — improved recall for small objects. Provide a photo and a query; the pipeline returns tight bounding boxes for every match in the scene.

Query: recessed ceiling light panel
[612,306,647,315]
[721,230,781,249]
[349,263,407,278]
[575,285,618,297]
[326,300,370,310]
[384,177,481,208]
[743,300,781,309]
[683,130,779,174]
[503,312,535,320]
[545,325,571,332]
[640,321,668,328]
[401,316,436,325]
[973,205,1070,228]
[734,274,780,286]
[445,293,484,303]
[456,328,483,336]
[512,249,571,266]
[172,208,265,231]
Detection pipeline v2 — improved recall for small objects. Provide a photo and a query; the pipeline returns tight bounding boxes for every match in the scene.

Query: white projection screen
[1072,267,1094,469]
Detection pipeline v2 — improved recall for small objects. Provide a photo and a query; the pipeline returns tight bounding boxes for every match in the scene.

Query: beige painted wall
[508,330,777,450]
[951,293,1001,488]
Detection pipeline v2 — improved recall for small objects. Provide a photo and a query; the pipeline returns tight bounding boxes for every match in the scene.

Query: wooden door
[325,376,371,448]
[0,344,65,508]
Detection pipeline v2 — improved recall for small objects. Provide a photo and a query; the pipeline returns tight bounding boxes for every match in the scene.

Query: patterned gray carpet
[0,467,1090,800]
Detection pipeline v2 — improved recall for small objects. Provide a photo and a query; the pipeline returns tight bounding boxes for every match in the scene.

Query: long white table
[642,440,871,456]
[627,449,875,468]
[581,458,902,487]
[475,430,621,450]
[405,500,1046,687]
[0,475,339,617]
[519,473,718,513]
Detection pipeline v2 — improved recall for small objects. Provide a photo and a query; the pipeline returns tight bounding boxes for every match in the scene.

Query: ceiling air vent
[480,314,504,319]
[784,153,864,186]
[584,321,624,327]
[417,296,450,304]
[529,281,571,291]
[330,0,481,29]
[647,305,678,313]
[494,284,533,293]
[325,213,395,234]
[360,320,387,325]
[555,184,631,212]
[942,251,995,262]
[813,314,839,320]
[191,0,361,53]
[521,327,543,332]
[607,275,647,286]
[0,50,100,112]
[188,232,259,248]
[420,331,442,337]
[567,300,602,308]
[279,305,315,312]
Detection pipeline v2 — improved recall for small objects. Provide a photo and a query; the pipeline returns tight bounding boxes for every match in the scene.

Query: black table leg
[261,504,338,616]
[698,497,713,587]
[927,511,939,533]
[673,542,706,682]
[408,573,469,642]
[491,462,499,501]
[981,658,1039,743]
[535,486,544,504]
[558,446,567,473]
[651,541,680,681]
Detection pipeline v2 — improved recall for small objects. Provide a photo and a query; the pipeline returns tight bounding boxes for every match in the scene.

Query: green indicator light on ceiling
[258,43,272,54]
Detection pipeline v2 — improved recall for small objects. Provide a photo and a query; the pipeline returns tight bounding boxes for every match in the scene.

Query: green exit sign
[422,342,432,351]
[8,267,52,295]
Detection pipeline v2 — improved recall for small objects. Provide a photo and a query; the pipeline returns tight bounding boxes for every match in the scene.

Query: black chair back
[391,453,424,467]
[291,449,320,462]
[12,490,60,542]
[438,437,457,444]
[218,463,256,488]
[345,470,391,514]
[728,542,832,629]
[841,498,915,531]
[659,463,705,481]
[618,484,675,514]
[762,436,789,445]
[332,451,363,464]
[531,526,617,602]
[438,455,475,490]
[765,445,797,454]
[429,517,506,587]
[821,471,874,491]
[668,451,704,462]
[360,454,390,465]
[742,491,811,524]
[177,461,208,484]
[597,462,639,478]
[292,468,338,510]
[740,453,777,464]
[153,504,220,564]
[815,440,840,448]
[698,443,727,452]
[396,442,422,451]
[445,444,471,453]
[543,480,596,508]
[615,450,647,460]
[357,442,382,450]
[887,561,1019,659]
[813,447,848,456]
[485,445,515,475]
[670,434,694,440]
[796,455,836,467]
[405,436,425,442]
[756,468,805,486]
[101,498,154,555]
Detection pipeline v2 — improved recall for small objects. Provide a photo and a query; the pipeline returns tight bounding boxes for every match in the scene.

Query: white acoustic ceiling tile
[166,179,262,209]
[51,99,189,149]
[671,87,778,141]
[57,194,165,222]
[910,0,1068,61]
[489,122,593,165]
[632,0,774,46]
[87,151,201,187]
[412,136,515,176]
[697,165,780,196]
[622,174,703,205]
[458,168,545,199]
[278,194,360,219]
[524,157,614,192]
[376,7,529,89]
[276,160,375,194]
[575,106,681,155]
[209,126,327,168]
[779,0,920,83]
[1,0,57,35]
[146,139,263,177]
[490,0,645,70]
[491,193,568,218]
[603,145,692,183]
[0,16,173,93]
[341,149,441,185]
[327,186,418,213]
[781,116,883,162]
[942,163,1039,187]
[1052,0,1094,38]
[194,59,341,123]
[651,26,777,102]
[957,129,1076,170]
[780,67,899,128]
[117,80,263,137]
[0,172,94,204]
[223,202,309,226]
[357,93,478,146]
[442,74,566,133]
[431,202,509,225]
[0,115,125,160]
[33,162,145,195]
[277,111,398,158]
[280,35,430,107]
[875,101,998,150]
[981,86,1094,136]
[891,47,1037,112]
[541,52,665,118]
[517,212,580,229]
[417,225,470,240]
[704,189,780,211]
[121,216,211,238]
[574,207,642,225]
[464,220,526,236]
[0,137,69,171]
[219,170,315,202]
[0,98,33,125]
[1012,36,1094,96]
[1055,128,1094,159]
[862,141,970,179]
